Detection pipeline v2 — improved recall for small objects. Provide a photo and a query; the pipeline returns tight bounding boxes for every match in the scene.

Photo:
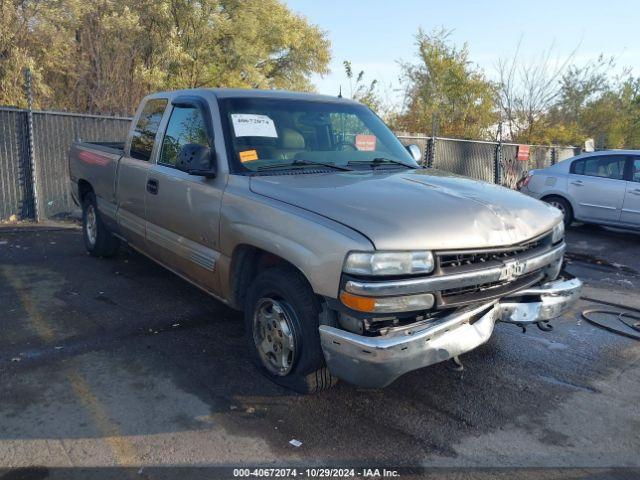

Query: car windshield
[218,97,419,173]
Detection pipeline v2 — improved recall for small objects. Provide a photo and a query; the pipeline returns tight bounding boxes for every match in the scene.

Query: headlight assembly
[552,221,565,244]
[343,251,434,276]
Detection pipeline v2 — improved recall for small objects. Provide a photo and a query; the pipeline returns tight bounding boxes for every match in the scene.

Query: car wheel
[244,265,337,394]
[82,191,120,257]
[544,196,573,227]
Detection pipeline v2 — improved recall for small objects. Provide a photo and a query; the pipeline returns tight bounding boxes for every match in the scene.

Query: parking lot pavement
[0,224,639,473]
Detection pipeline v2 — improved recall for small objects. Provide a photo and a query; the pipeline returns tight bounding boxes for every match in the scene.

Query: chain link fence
[0,108,34,220]
[0,107,131,221]
[31,111,131,219]
[0,107,583,222]
[396,134,581,189]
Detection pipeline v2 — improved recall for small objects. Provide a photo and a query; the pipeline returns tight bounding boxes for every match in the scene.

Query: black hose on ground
[580,296,640,340]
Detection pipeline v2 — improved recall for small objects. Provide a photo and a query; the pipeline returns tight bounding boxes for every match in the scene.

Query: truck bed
[68,141,125,207]
[80,141,125,154]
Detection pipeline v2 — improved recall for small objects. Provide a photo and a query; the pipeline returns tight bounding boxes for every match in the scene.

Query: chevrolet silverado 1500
[69,89,582,393]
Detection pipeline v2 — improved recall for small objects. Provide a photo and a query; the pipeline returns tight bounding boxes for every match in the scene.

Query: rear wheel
[244,266,337,394]
[544,196,573,227]
[82,191,120,257]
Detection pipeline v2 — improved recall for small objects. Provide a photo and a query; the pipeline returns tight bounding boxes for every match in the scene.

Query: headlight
[343,251,434,276]
[552,221,565,244]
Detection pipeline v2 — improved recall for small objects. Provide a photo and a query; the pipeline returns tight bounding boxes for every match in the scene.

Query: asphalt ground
[0,222,639,479]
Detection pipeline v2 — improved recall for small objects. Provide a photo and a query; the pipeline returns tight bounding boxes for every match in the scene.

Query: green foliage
[0,0,330,114]
[342,60,383,113]
[534,57,640,148]
[393,28,498,139]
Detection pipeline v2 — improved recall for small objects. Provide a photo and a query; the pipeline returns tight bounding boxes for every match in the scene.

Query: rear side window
[159,106,209,167]
[571,155,626,180]
[130,99,168,161]
[632,158,640,183]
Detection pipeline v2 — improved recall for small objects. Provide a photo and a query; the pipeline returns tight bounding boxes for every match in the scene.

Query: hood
[249,169,562,250]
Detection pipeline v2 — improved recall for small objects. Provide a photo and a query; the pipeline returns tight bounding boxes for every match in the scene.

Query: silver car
[519,150,640,228]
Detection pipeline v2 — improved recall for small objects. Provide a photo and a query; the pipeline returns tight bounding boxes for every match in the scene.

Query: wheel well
[78,180,93,203]
[229,245,307,310]
[541,194,571,208]
[541,193,574,217]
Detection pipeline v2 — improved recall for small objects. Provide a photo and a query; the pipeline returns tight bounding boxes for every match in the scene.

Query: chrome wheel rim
[85,204,97,246]
[253,298,296,376]
[549,200,566,217]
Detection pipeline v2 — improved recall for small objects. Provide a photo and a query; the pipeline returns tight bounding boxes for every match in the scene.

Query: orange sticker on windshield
[239,149,259,162]
[355,134,376,151]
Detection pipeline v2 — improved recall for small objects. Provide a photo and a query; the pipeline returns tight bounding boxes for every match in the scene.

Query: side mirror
[406,144,422,163]
[177,143,216,178]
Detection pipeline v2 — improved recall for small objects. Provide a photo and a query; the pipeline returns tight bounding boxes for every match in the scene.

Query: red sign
[355,134,376,151]
[517,145,530,161]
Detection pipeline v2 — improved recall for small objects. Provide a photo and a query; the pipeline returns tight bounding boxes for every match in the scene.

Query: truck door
[116,98,168,248]
[144,97,224,295]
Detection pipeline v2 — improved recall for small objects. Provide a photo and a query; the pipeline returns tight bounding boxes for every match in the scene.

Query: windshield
[218,97,418,173]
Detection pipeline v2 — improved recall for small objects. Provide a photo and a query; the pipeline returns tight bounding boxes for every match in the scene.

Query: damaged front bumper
[319,275,582,388]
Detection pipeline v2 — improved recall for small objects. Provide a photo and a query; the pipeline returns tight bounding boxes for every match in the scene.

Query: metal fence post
[429,114,438,168]
[23,68,40,221]
[551,147,557,166]
[427,136,435,167]
[493,122,502,184]
[494,142,502,184]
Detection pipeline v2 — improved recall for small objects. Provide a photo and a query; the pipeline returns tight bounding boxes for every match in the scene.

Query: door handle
[631,188,640,195]
[146,178,159,195]
[571,181,584,186]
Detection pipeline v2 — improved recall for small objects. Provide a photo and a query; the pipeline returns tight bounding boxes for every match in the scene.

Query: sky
[283,0,640,106]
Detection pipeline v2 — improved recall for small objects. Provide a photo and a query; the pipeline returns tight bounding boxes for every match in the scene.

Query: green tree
[342,60,383,112]
[0,0,81,108]
[0,0,331,114]
[537,57,640,148]
[394,28,497,139]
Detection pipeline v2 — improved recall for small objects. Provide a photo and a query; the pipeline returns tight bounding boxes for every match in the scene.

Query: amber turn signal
[339,290,435,314]
[340,291,377,312]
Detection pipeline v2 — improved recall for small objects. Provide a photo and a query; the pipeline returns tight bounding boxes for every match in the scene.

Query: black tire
[82,191,120,257]
[543,196,573,227]
[244,265,337,394]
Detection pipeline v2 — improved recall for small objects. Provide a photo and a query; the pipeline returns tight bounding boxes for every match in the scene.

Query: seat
[276,128,306,160]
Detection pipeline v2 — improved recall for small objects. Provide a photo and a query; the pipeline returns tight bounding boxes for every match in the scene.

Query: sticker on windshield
[231,114,278,138]
[239,149,259,162]
[355,134,376,151]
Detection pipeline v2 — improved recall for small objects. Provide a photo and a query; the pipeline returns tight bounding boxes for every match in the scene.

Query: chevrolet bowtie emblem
[500,259,525,281]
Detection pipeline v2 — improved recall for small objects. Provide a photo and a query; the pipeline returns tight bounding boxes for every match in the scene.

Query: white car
[519,150,640,229]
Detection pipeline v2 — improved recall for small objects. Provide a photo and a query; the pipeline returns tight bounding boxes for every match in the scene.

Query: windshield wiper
[348,157,418,169]
[257,159,353,172]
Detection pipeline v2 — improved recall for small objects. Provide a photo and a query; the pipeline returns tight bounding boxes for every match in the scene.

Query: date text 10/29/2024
[233,468,401,478]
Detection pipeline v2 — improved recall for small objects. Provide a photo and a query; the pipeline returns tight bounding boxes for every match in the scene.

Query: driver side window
[159,106,208,167]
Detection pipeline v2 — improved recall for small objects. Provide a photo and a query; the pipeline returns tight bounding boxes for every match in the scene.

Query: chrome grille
[438,271,543,307]
[434,233,553,307]
[437,234,550,272]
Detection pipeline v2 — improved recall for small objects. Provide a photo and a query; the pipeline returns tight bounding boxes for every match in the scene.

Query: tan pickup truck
[69,88,582,393]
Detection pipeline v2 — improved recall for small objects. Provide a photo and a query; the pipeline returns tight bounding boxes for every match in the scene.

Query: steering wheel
[335,141,358,151]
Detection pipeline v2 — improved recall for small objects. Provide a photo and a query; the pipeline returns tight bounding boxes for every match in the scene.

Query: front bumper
[319,276,582,388]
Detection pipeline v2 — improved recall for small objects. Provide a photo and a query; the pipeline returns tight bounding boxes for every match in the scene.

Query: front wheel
[244,266,337,394]
[82,191,120,257]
